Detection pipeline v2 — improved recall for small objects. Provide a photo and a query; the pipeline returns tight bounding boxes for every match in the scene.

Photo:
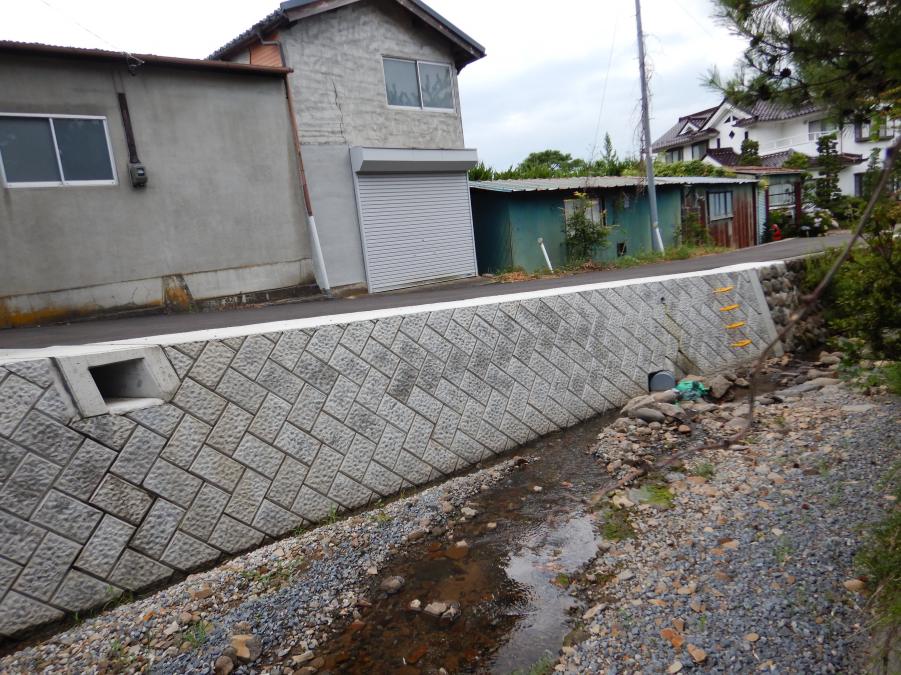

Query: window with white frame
[807,118,838,141]
[383,58,454,111]
[563,196,603,225]
[0,114,116,187]
[691,142,707,160]
[707,190,733,220]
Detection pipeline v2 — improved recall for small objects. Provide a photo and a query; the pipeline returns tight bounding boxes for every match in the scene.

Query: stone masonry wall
[0,266,777,637]
[757,258,828,352]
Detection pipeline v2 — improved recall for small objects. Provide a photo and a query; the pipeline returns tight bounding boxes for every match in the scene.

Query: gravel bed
[562,382,899,674]
[0,458,516,674]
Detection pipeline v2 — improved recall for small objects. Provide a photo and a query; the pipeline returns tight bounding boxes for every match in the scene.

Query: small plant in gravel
[691,462,716,479]
[774,535,795,565]
[369,510,392,524]
[600,508,635,541]
[645,484,675,509]
[324,506,341,525]
[182,621,211,649]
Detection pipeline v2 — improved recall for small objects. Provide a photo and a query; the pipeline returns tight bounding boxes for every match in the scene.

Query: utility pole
[635,0,665,253]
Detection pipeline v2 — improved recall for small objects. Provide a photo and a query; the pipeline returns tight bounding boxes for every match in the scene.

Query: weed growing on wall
[563,191,611,264]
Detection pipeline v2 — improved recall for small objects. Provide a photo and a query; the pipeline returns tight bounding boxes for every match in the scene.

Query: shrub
[564,191,610,264]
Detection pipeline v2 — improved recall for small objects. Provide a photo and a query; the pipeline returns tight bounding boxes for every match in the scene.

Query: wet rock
[677,424,691,434]
[440,603,461,622]
[818,352,841,365]
[533,485,543,492]
[460,506,478,518]
[652,390,678,403]
[485,522,497,530]
[408,599,422,612]
[231,634,262,663]
[423,601,448,618]
[292,650,315,665]
[808,377,841,387]
[379,576,405,594]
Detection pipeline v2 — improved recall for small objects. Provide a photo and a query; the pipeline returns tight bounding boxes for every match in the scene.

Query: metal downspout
[261,33,331,295]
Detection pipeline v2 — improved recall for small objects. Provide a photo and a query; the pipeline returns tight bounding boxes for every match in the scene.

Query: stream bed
[315,413,616,674]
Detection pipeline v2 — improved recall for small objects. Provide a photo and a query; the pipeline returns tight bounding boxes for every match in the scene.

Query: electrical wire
[589,1,621,161]
[37,0,144,65]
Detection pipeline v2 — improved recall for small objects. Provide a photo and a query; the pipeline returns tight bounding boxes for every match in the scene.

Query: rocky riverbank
[561,355,899,674]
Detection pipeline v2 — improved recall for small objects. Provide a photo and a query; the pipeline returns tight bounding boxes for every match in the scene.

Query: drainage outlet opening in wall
[88,358,164,412]
[55,346,180,418]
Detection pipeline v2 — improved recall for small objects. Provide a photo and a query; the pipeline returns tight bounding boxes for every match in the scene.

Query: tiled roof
[651,105,720,151]
[733,101,822,126]
[208,9,287,60]
[704,148,740,166]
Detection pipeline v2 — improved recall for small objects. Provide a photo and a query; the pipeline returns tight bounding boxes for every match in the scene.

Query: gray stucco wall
[0,55,313,322]
[277,0,469,287]
[0,264,778,636]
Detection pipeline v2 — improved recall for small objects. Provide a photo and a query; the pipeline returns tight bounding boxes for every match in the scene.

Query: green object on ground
[675,379,709,401]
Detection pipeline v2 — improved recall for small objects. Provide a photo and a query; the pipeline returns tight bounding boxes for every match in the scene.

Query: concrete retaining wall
[0,264,778,636]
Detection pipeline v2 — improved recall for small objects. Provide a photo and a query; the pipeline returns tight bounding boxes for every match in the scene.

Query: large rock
[708,374,732,399]
[628,407,665,424]
[231,634,262,663]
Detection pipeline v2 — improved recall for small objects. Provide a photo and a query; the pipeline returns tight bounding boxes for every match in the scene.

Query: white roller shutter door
[356,172,478,292]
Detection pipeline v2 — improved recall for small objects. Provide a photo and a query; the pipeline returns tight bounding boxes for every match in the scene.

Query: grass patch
[182,621,211,649]
[774,535,794,565]
[600,508,635,541]
[645,484,675,509]
[840,360,901,395]
[553,573,571,588]
[691,462,716,479]
[856,461,901,672]
[493,245,729,283]
[510,652,555,675]
[369,510,392,524]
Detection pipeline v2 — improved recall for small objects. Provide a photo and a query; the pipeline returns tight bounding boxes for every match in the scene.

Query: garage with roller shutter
[350,147,479,293]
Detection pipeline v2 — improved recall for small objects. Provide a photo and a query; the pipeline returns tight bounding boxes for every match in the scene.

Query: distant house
[469,176,758,274]
[652,100,897,197]
[211,0,486,293]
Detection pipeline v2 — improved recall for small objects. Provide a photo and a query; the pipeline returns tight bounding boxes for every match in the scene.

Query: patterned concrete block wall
[0,265,777,636]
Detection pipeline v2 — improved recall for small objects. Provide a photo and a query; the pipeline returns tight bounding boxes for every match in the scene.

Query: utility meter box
[128,162,148,187]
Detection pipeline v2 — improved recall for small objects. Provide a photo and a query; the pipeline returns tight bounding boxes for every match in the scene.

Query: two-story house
[652,99,897,198]
[210,0,486,293]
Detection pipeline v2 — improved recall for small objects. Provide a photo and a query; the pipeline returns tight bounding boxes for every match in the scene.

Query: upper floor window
[808,118,838,141]
[707,190,733,220]
[855,118,893,142]
[691,142,707,160]
[665,147,683,163]
[383,58,454,111]
[0,114,116,188]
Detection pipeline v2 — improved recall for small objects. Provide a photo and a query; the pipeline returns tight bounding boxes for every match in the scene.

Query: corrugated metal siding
[357,173,478,292]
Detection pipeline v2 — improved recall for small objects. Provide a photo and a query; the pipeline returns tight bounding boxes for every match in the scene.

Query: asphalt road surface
[1,234,850,350]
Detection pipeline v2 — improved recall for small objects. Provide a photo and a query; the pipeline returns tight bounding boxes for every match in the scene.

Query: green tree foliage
[515,149,587,177]
[623,159,734,177]
[782,151,811,170]
[468,161,495,182]
[707,0,901,120]
[563,192,610,263]
[595,133,629,176]
[738,138,761,164]
[813,134,842,210]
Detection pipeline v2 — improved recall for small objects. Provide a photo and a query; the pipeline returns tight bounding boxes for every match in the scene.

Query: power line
[590,2,621,161]
[38,0,143,64]
[670,0,719,40]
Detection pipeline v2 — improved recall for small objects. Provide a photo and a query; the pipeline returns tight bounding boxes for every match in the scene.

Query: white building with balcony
[652,100,897,197]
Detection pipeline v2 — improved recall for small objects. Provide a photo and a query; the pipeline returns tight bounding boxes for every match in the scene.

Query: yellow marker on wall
[731,339,753,348]
[719,304,740,312]
[714,286,734,293]
[725,321,746,329]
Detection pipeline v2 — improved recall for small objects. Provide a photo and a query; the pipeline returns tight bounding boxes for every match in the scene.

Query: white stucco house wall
[652,99,897,197]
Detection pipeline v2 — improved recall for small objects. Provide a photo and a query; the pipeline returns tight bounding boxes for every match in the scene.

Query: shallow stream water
[317,413,616,674]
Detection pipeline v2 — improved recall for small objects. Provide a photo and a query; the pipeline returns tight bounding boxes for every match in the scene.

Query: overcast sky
[4,0,748,168]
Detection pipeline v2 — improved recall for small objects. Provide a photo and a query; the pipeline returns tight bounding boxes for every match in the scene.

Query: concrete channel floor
[0,233,850,351]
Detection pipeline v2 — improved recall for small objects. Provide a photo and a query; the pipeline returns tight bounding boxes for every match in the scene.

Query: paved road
[0,235,849,350]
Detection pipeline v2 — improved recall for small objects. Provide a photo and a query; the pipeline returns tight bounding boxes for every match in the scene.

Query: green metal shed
[469,176,758,274]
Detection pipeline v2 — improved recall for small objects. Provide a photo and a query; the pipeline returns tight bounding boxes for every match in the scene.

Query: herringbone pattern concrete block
[0,267,780,635]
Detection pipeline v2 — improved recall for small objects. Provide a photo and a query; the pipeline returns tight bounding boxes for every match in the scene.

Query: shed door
[356,172,477,292]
